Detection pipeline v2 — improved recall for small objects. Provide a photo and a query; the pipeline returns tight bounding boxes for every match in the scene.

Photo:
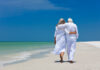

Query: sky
[0,0,100,42]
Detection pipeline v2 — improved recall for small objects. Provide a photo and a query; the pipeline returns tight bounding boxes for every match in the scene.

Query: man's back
[66,23,76,32]
[66,23,78,39]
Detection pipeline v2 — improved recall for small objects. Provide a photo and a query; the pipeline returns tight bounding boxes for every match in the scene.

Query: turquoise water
[0,42,53,55]
[0,42,54,67]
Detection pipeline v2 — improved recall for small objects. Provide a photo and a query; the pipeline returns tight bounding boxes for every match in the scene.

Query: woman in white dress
[53,18,66,62]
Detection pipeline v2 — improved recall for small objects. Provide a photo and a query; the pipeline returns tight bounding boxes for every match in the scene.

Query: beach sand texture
[2,42,100,70]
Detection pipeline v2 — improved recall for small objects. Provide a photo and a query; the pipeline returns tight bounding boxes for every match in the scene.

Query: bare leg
[60,52,64,62]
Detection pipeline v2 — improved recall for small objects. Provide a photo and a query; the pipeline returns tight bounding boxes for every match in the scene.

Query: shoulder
[73,23,77,27]
[57,24,66,27]
[65,22,68,25]
[64,23,69,26]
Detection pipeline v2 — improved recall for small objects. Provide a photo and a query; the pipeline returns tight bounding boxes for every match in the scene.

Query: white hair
[68,18,73,23]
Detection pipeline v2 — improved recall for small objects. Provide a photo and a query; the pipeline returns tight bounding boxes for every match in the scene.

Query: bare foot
[60,60,63,63]
[68,61,74,63]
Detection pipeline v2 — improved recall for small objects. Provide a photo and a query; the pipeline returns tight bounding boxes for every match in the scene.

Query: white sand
[2,42,100,70]
[83,41,100,48]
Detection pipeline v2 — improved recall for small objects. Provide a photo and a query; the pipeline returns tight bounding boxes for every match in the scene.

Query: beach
[1,41,100,70]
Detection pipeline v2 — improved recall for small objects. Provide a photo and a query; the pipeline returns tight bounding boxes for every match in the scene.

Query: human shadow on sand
[55,60,76,63]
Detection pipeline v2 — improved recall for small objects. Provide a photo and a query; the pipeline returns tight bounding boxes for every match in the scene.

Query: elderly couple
[53,18,79,63]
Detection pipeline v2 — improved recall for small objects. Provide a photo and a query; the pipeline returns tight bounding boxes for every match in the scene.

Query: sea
[0,42,53,68]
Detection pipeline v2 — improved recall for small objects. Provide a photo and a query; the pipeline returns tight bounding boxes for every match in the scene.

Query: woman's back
[55,25,65,36]
[55,25,66,41]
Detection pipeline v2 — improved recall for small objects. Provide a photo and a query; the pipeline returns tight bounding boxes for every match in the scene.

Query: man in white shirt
[57,18,79,63]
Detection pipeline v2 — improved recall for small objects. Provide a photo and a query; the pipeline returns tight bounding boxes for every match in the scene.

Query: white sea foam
[0,48,50,68]
[13,52,32,60]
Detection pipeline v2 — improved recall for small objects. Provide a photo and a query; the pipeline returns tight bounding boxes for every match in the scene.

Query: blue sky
[0,0,100,41]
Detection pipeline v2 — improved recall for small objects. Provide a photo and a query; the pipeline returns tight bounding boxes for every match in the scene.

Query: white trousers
[67,38,76,61]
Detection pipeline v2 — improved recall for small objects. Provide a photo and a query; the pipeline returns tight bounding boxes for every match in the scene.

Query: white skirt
[53,35,66,55]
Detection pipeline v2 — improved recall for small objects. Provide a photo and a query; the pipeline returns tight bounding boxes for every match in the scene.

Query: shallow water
[0,42,53,67]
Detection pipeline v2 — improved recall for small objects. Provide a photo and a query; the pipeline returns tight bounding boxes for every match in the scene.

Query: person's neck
[68,22,73,24]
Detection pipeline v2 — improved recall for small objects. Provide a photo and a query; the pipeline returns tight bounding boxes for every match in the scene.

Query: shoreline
[1,41,100,70]
[0,48,53,69]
